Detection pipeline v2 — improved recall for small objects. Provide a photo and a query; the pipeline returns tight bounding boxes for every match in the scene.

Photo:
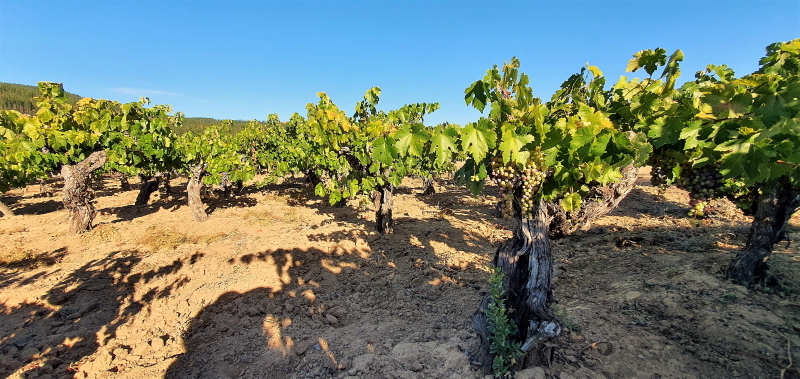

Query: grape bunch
[489,148,547,219]
[648,149,680,188]
[688,199,707,217]
[676,163,725,217]
[519,149,547,218]
[489,156,519,219]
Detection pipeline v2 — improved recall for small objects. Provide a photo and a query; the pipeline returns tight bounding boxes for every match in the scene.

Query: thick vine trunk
[187,164,209,222]
[0,199,14,217]
[110,171,132,191]
[38,177,54,197]
[473,199,561,367]
[220,172,232,199]
[727,179,800,286]
[421,177,436,196]
[547,163,639,238]
[162,172,172,194]
[61,151,108,233]
[373,184,394,234]
[135,174,161,206]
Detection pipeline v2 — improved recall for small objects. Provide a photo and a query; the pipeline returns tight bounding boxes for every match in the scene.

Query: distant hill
[0,82,251,134]
[0,82,82,114]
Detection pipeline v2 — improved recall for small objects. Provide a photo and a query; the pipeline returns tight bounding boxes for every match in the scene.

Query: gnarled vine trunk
[547,163,639,238]
[62,151,108,233]
[135,174,161,206]
[728,179,800,286]
[0,199,14,217]
[421,177,436,196]
[220,172,233,199]
[110,170,132,191]
[473,199,561,367]
[373,184,394,234]
[187,164,209,222]
[162,172,172,195]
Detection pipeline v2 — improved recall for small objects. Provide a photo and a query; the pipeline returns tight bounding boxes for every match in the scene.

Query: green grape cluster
[490,156,519,219]
[489,148,547,219]
[676,162,725,217]
[519,149,547,218]
[676,163,725,201]
[688,200,707,217]
[648,149,679,188]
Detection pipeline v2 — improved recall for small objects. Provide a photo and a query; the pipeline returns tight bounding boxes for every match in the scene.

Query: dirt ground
[0,170,799,379]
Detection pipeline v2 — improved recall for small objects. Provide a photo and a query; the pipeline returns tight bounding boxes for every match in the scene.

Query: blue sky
[1,1,797,125]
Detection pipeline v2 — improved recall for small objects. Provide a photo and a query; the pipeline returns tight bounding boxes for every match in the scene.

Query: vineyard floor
[1,170,799,379]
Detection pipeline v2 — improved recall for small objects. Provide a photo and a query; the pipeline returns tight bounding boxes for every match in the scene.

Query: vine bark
[728,179,800,286]
[187,164,209,222]
[62,151,108,233]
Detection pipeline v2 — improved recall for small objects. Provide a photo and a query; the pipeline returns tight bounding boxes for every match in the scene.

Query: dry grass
[137,226,229,251]
[0,246,63,268]
[282,209,306,223]
[0,226,28,235]
[242,209,278,226]
[80,224,122,244]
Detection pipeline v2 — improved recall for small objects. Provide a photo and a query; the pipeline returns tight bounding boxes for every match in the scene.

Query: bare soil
[0,170,799,379]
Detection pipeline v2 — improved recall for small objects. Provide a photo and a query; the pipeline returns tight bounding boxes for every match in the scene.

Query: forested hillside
[0,82,249,134]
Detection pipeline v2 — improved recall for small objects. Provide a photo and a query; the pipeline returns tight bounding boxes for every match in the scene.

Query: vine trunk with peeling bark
[187,164,209,222]
[61,151,108,233]
[135,174,161,206]
[727,179,800,286]
[0,199,14,217]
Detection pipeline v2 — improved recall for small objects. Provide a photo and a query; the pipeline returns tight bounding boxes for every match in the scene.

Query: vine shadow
[0,249,204,379]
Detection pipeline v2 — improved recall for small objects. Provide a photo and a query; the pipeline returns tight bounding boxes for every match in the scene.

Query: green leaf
[498,128,533,165]
[560,192,582,212]
[461,119,496,162]
[465,80,488,112]
[372,136,397,166]
[394,123,428,157]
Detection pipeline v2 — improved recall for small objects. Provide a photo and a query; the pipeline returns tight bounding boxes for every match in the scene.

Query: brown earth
[0,170,799,379]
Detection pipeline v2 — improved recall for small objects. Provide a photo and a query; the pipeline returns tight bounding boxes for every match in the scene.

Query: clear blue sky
[1,1,797,125]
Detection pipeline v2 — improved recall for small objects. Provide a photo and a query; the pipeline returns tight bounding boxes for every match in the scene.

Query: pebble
[20,347,40,362]
[515,367,545,379]
[325,314,338,325]
[151,337,165,351]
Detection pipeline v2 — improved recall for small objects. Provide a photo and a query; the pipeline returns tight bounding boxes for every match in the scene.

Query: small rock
[7,346,19,357]
[596,342,613,356]
[50,321,64,328]
[12,335,35,349]
[20,347,40,362]
[325,314,338,325]
[410,362,423,372]
[515,367,545,379]
[151,337,165,351]
[311,314,324,323]
[313,343,322,351]
[131,343,149,356]
[348,369,358,375]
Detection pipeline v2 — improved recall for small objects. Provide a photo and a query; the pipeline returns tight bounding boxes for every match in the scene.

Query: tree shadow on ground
[165,211,493,378]
[0,249,204,379]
